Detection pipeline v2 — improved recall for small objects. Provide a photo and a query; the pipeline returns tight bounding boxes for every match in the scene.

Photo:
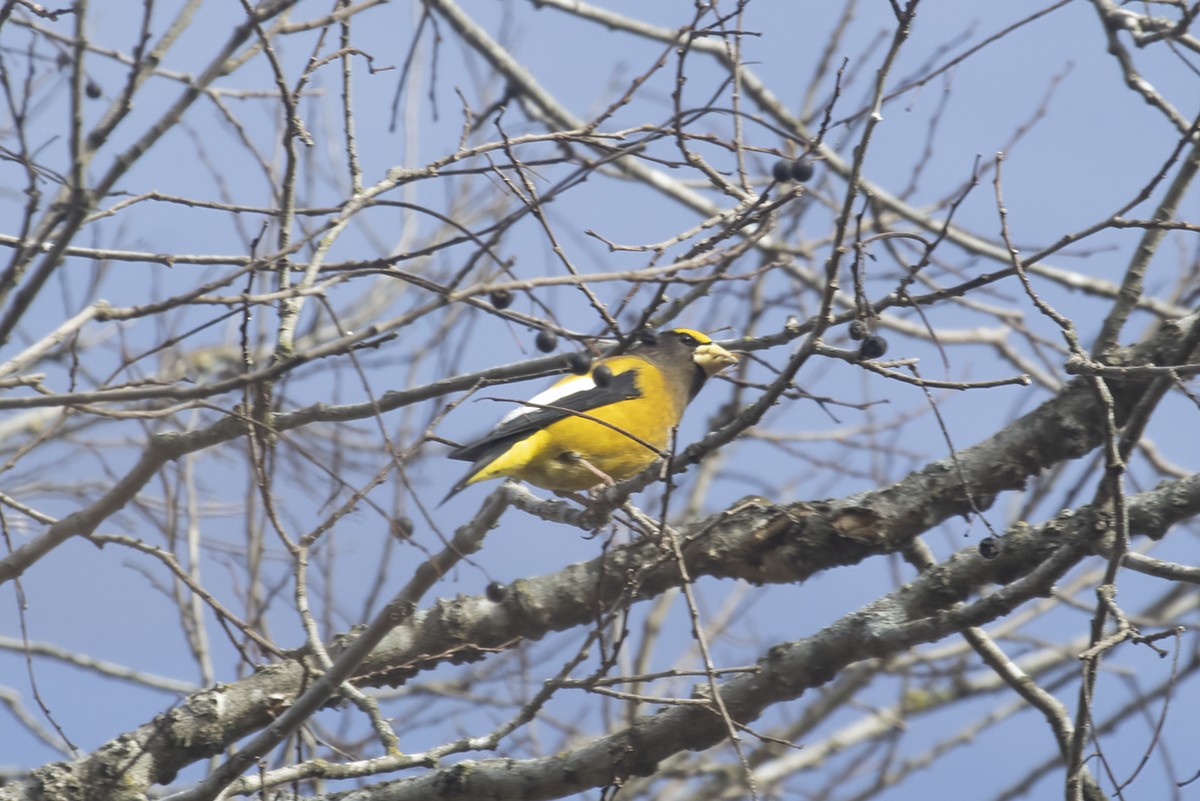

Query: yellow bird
[443,328,738,500]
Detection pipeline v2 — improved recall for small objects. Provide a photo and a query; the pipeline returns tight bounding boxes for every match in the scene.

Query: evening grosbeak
[443,328,738,500]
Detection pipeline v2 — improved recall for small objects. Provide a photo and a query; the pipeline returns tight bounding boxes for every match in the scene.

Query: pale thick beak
[693,342,739,376]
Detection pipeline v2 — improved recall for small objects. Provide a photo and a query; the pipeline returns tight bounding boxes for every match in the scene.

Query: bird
[442,328,738,501]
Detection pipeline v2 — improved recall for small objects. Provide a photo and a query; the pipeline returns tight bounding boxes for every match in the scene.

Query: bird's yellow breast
[468,356,687,491]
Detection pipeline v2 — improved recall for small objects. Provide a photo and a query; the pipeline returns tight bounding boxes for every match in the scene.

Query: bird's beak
[693,342,739,376]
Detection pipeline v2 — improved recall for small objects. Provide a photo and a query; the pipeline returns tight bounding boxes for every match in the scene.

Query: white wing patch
[499,373,598,424]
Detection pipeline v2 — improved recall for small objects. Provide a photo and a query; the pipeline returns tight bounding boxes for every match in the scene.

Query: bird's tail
[437,465,478,506]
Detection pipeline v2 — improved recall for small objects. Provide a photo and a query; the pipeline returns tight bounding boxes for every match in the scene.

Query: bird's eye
[680,334,698,347]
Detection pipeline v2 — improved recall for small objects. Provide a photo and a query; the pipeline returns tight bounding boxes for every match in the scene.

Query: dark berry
[848,319,869,341]
[772,158,793,183]
[567,352,592,375]
[790,157,815,183]
[593,364,613,387]
[858,334,888,360]
[978,537,999,560]
[390,516,413,541]
[485,581,507,602]
[535,329,558,353]
[85,80,102,99]
[489,289,513,309]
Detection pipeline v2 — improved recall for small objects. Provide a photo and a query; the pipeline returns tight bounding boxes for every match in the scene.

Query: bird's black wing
[448,368,641,463]
[439,369,642,504]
